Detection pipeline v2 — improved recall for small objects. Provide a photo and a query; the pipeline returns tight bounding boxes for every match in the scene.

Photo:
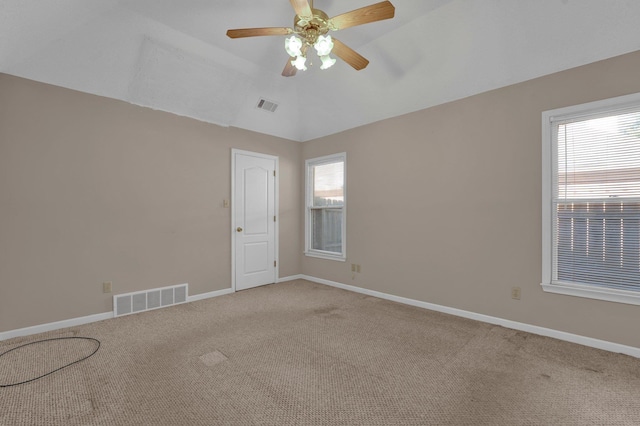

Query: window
[305,153,346,261]
[542,92,640,305]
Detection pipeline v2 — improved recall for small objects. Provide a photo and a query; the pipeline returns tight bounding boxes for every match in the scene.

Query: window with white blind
[542,92,640,305]
[305,153,346,261]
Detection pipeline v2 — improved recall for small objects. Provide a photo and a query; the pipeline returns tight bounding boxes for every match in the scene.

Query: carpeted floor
[1,279,639,425]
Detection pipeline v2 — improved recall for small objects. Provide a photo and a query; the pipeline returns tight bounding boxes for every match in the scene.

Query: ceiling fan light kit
[285,34,335,71]
[226,0,395,77]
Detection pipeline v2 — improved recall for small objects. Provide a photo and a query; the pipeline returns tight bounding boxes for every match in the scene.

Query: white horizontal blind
[554,107,640,291]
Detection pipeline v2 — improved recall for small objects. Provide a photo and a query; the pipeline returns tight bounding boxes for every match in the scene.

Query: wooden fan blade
[330,1,395,31]
[290,0,313,18]
[332,38,369,70]
[226,27,291,38]
[282,57,297,77]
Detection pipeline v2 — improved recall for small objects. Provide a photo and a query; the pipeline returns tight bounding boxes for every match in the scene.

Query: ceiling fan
[226,0,395,77]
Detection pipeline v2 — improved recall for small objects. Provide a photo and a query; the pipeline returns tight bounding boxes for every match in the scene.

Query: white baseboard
[1,286,235,342]
[187,287,234,302]
[277,274,304,283]
[299,275,640,359]
[0,311,114,342]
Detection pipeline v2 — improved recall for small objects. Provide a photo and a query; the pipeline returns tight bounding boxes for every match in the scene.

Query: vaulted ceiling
[2,0,640,142]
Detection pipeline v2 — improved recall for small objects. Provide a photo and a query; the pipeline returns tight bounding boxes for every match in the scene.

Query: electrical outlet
[223,199,229,208]
[351,263,356,272]
[511,286,521,300]
[356,264,361,273]
[103,281,112,294]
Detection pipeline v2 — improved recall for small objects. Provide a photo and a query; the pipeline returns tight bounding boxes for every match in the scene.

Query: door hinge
[274,260,277,267]
[274,216,276,222]
[273,170,276,177]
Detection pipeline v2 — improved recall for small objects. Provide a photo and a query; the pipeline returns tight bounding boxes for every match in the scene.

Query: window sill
[541,281,640,306]
[304,251,346,262]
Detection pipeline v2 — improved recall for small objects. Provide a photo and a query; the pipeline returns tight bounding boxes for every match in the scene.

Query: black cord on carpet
[0,337,100,388]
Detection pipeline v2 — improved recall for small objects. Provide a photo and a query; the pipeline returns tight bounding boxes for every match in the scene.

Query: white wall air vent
[256,98,278,113]
[113,283,188,317]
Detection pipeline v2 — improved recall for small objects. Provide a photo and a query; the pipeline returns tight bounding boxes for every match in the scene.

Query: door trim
[231,149,279,292]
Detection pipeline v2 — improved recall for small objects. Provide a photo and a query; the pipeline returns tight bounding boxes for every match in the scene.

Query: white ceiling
[2,0,640,142]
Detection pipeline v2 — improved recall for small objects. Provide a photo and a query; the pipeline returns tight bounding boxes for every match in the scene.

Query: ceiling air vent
[256,98,278,113]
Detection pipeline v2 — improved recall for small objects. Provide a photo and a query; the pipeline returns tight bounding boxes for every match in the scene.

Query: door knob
[236,227,243,232]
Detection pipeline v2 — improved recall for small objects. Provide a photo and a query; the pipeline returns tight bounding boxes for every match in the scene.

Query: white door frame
[231,149,279,292]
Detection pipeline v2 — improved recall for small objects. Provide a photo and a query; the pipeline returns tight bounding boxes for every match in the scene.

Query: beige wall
[302,50,640,349]
[3,51,640,348]
[0,74,301,332]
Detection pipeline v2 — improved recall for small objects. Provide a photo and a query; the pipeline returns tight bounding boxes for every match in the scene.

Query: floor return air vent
[113,283,188,317]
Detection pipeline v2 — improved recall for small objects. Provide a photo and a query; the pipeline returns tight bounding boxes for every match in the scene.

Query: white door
[232,150,277,291]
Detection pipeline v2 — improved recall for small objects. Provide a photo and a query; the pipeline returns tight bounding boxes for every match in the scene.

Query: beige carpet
[1,279,639,425]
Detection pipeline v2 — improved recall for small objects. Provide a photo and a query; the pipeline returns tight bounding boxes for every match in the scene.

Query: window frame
[541,92,640,306]
[305,152,347,261]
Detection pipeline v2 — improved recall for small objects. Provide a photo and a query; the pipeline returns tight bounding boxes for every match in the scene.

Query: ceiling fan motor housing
[294,9,331,45]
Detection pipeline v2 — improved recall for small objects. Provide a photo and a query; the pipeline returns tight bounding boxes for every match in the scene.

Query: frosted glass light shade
[285,36,303,57]
[320,55,336,70]
[292,55,307,71]
[314,35,333,56]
